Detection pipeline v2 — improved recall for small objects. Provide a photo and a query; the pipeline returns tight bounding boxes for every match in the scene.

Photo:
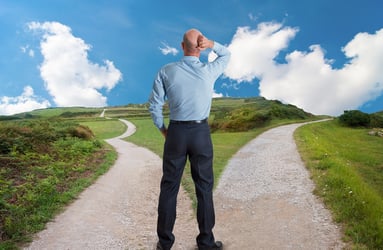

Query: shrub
[339,110,371,127]
[68,125,94,140]
[370,114,383,128]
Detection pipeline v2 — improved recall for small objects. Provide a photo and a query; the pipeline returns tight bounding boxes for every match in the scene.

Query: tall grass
[295,120,383,249]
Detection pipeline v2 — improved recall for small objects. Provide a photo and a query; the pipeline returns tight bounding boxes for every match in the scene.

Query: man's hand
[160,127,167,138]
[197,35,214,51]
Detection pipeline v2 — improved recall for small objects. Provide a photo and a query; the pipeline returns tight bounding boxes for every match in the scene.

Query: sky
[1,0,382,116]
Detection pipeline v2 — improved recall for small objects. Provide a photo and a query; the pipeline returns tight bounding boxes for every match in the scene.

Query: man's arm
[204,39,231,78]
[148,71,167,137]
[197,34,230,67]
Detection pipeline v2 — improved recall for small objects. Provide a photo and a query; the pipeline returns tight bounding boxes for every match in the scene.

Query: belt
[170,118,208,124]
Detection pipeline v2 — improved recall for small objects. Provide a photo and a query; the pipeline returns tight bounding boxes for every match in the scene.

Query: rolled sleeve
[209,42,231,78]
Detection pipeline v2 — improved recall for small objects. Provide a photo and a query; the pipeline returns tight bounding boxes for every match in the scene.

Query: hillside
[0,97,318,132]
[209,97,315,131]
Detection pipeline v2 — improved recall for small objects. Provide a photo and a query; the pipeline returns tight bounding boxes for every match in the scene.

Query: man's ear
[181,42,185,50]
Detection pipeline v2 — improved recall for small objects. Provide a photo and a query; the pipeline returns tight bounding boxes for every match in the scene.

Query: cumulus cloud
[28,21,122,107]
[159,42,179,56]
[224,22,383,115]
[225,23,298,82]
[0,86,51,115]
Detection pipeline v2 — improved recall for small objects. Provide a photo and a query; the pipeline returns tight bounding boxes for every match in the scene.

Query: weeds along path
[24,119,197,250]
[213,122,345,249]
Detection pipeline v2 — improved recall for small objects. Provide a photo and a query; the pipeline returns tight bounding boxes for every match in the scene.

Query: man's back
[160,56,217,121]
[149,41,230,127]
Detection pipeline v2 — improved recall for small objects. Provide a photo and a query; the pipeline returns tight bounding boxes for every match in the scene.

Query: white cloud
[212,90,224,98]
[225,23,298,82]
[29,49,35,57]
[221,81,241,91]
[248,13,259,22]
[224,23,383,115]
[159,42,179,56]
[27,21,122,107]
[20,46,27,53]
[21,45,35,57]
[0,86,51,115]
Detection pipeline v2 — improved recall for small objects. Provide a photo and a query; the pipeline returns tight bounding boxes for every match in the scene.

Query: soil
[24,120,345,250]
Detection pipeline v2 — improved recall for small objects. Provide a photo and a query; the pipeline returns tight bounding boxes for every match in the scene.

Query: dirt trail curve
[24,120,345,250]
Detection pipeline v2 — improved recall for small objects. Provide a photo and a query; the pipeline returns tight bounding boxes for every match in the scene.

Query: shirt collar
[182,56,200,62]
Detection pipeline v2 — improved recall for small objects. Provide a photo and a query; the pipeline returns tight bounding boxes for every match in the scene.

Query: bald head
[182,29,202,56]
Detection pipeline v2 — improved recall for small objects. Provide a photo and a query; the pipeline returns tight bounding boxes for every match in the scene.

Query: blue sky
[1,0,382,116]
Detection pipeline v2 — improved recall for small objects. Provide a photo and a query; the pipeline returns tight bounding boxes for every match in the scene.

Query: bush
[339,110,383,128]
[68,125,94,140]
[270,103,308,119]
[370,114,383,128]
[339,110,371,127]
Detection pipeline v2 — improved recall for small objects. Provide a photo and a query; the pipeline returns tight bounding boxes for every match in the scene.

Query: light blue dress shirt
[148,42,231,129]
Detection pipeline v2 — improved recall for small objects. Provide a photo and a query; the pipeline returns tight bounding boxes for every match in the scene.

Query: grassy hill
[209,97,315,131]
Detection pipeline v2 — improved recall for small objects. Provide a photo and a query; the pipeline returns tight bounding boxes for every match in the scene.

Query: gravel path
[24,120,345,250]
[24,120,197,250]
[213,122,345,249]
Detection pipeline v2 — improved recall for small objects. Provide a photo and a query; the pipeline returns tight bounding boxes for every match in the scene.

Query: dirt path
[24,119,197,250]
[213,122,345,249]
[24,120,344,250]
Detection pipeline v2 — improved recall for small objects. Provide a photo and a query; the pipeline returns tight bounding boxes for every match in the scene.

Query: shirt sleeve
[148,70,166,130]
[209,42,231,78]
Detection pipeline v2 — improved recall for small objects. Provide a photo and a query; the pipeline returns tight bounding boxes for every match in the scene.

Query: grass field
[295,119,383,249]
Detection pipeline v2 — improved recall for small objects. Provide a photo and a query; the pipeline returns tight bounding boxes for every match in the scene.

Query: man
[148,28,230,250]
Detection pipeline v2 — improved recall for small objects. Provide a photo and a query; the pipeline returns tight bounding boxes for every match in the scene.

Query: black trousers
[157,122,215,249]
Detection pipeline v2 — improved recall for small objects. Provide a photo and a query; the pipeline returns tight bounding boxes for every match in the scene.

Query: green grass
[295,120,383,249]
[122,118,165,155]
[81,119,127,139]
[124,117,261,207]
[0,120,117,250]
[125,117,309,207]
